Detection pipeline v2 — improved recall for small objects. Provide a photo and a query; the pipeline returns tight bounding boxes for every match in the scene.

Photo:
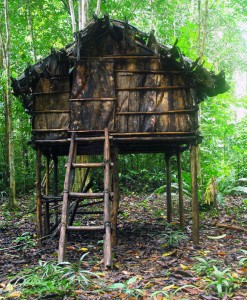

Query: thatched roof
[12,14,230,113]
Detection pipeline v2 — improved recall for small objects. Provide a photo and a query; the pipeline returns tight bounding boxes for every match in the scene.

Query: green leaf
[127,276,138,285]
[108,283,125,290]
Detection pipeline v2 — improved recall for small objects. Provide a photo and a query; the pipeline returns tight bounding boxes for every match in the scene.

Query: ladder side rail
[103,128,112,268]
[58,133,76,263]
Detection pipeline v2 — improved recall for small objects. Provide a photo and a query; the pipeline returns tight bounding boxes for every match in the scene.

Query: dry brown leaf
[8,291,22,298]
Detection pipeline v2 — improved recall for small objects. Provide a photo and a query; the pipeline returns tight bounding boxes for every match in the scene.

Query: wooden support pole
[44,155,50,235]
[111,147,119,247]
[36,147,42,246]
[177,153,185,228]
[165,154,172,223]
[103,128,112,268]
[53,155,59,223]
[190,145,199,245]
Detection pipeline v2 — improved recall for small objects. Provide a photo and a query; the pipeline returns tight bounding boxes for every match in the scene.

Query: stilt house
[12,15,229,267]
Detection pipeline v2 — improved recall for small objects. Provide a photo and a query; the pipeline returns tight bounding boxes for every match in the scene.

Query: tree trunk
[26,0,36,62]
[4,0,16,210]
[78,0,88,30]
[69,0,77,33]
[95,0,101,15]
[196,0,210,200]
[199,0,209,59]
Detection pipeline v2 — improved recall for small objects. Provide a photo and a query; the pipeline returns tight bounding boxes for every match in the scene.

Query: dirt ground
[0,193,246,299]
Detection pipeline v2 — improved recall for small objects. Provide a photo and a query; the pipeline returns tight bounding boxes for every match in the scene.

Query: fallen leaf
[163,284,178,291]
[6,283,14,292]
[162,250,177,257]
[75,290,84,295]
[236,267,247,274]
[79,247,88,252]
[180,263,191,270]
[217,251,227,256]
[8,291,21,298]
[66,245,76,251]
[207,234,226,239]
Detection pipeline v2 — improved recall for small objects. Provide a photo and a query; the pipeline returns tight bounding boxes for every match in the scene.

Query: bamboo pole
[103,128,112,268]
[165,154,172,223]
[190,145,199,245]
[111,147,119,247]
[177,153,185,228]
[44,155,50,235]
[58,133,76,263]
[53,155,59,224]
[36,147,42,246]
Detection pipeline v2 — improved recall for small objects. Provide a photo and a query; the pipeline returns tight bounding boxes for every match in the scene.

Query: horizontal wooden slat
[115,70,190,74]
[69,192,113,199]
[70,97,117,101]
[75,136,112,141]
[72,162,104,168]
[67,225,105,231]
[75,211,103,215]
[32,129,68,132]
[116,109,196,115]
[70,55,158,61]
[32,91,70,95]
[111,132,195,136]
[34,110,70,114]
[116,86,192,91]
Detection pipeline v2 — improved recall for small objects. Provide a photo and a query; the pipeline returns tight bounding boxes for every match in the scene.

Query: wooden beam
[165,154,172,223]
[34,110,70,114]
[36,147,42,246]
[70,97,117,101]
[177,153,185,228]
[44,155,50,235]
[115,70,191,74]
[103,128,112,268]
[111,147,119,247]
[115,109,196,115]
[190,145,199,245]
[116,86,192,91]
[32,90,70,95]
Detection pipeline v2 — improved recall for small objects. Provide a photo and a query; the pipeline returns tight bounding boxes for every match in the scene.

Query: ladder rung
[76,211,103,215]
[69,192,113,199]
[67,225,105,231]
[66,162,114,168]
[72,162,104,168]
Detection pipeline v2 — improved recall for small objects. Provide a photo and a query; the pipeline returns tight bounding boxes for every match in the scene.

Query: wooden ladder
[58,129,113,268]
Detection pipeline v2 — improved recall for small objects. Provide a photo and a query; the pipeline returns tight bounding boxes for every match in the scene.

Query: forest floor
[0,193,246,300]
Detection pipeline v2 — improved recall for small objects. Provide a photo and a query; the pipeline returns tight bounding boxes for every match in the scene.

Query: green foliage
[192,257,218,276]
[205,266,239,297]
[238,249,247,267]
[108,276,143,298]
[193,257,244,297]
[11,255,100,299]
[151,284,199,299]
[13,232,35,250]
[157,225,188,248]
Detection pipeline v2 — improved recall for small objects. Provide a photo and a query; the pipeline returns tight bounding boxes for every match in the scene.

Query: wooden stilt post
[36,147,42,246]
[177,152,185,228]
[190,145,199,245]
[103,128,112,268]
[44,155,50,235]
[53,155,59,223]
[165,153,172,223]
[111,147,119,247]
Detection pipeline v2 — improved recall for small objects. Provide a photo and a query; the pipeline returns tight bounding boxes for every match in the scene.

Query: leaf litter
[0,194,246,299]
